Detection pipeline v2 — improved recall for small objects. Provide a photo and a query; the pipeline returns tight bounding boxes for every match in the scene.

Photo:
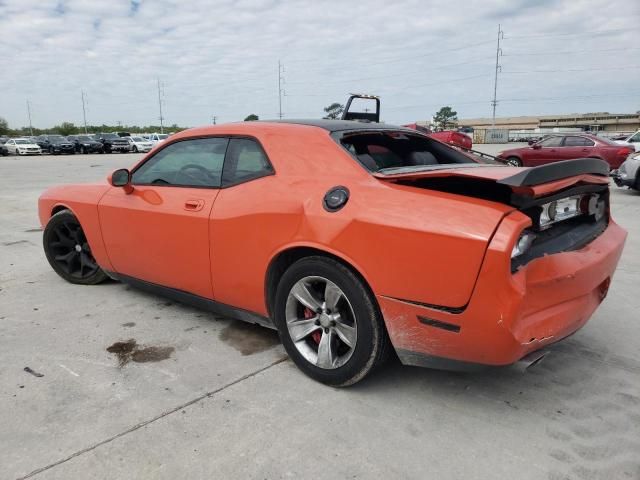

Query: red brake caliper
[304,307,322,344]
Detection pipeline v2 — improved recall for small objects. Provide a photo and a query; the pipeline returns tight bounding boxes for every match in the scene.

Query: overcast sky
[1,0,639,129]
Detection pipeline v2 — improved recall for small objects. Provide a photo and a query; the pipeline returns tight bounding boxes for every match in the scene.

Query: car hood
[373,159,610,201]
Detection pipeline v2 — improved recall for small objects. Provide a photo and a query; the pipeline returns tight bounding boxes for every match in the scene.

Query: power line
[502,65,640,74]
[503,46,640,56]
[492,24,504,126]
[26,100,33,136]
[157,78,165,133]
[278,60,285,119]
[504,26,637,39]
[81,90,88,134]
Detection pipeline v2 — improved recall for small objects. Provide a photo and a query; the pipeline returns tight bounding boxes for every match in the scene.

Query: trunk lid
[373,158,610,201]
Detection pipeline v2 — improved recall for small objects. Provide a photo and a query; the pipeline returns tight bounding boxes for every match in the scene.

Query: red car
[403,123,473,150]
[497,134,633,169]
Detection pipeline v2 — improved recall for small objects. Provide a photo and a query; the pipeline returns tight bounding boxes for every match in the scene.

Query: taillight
[617,147,633,158]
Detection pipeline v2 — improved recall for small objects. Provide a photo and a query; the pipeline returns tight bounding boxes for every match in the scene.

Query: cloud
[0,0,638,128]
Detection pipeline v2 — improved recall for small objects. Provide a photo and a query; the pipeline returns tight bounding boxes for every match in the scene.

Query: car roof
[263,119,410,133]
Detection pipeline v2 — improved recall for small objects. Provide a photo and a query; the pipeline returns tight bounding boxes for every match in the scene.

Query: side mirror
[532,144,542,150]
[109,169,133,193]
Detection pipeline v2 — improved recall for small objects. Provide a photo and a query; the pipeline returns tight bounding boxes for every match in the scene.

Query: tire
[43,210,108,285]
[81,146,86,154]
[506,156,522,167]
[274,256,390,387]
[132,146,138,153]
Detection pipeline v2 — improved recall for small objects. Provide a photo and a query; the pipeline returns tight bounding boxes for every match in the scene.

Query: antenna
[491,24,504,126]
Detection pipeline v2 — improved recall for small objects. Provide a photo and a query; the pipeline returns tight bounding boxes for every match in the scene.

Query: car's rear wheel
[43,210,108,285]
[506,156,521,167]
[274,256,389,386]
[132,145,138,153]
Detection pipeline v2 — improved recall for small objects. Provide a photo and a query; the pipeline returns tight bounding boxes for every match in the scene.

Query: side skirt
[108,272,276,330]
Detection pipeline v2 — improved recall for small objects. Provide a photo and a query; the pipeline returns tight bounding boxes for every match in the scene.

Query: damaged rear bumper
[378,216,627,370]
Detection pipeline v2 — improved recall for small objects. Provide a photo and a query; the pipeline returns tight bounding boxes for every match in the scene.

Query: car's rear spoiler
[497,158,609,187]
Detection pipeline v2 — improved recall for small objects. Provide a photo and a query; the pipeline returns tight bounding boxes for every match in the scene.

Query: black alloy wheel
[43,210,108,285]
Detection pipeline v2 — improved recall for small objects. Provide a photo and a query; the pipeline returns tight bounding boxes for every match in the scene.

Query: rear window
[338,131,493,173]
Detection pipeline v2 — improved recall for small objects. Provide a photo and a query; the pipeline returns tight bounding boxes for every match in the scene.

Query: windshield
[102,134,119,140]
[339,131,499,173]
[131,136,144,142]
[49,136,66,144]
[16,139,30,144]
[158,134,168,140]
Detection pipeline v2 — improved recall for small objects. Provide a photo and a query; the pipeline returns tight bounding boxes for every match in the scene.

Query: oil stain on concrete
[107,339,174,367]
[219,321,279,356]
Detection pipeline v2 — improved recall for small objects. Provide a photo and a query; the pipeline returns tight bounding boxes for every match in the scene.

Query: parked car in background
[67,135,104,154]
[93,133,131,153]
[35,135,75,155]
[613,130,640,152]
[5,138,42,155]
[126,136,154,153]
[402,124,472,150]
[0,141,9,156]
[612,151,640,191]
[147,133,169,145]
[497,134,634,169]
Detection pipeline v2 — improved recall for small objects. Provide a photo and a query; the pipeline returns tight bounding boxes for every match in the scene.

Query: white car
[5,138,42,155]
[126,136,154,153]
[148,133,169,145]
[614,130,640,152]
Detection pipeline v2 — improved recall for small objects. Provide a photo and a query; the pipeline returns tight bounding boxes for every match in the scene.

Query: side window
[564,136,593,147]
[629,132,640,143]
[221,138,273,186]
[538,136,563,147]
[132,137,228,187]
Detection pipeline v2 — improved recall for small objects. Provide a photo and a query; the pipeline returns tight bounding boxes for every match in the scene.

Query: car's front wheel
[274,256,389,386]
[43,210,108,285]
[506,156,522,167]
[132,145,138,153]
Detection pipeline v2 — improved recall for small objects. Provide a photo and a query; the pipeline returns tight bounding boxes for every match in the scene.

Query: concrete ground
[1,148,639,480]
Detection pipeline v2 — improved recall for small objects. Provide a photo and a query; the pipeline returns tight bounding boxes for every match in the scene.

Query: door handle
[184,200,205,212]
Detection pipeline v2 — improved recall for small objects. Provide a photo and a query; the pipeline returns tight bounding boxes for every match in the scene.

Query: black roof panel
[264,119,410,133]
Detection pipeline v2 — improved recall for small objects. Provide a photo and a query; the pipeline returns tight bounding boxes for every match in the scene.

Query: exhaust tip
[514,350,548,373]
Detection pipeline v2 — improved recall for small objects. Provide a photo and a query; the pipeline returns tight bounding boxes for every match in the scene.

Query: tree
[323,103,344,120]
[55,122,78,136]
[433,106,458,130]
[244,114,259,121]
[0,117,9,135]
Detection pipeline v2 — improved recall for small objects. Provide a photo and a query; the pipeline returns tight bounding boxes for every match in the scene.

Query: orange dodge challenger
[39,120,627,386]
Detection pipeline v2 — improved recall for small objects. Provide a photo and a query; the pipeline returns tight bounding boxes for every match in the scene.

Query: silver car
[612,151,640,190]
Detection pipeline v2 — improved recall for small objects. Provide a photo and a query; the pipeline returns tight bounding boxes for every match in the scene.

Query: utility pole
[81,90,88,133]
[26,100,33,136]
[278,60,285,119]
[157,78,165,134]
[491,24,504,126]
[211,115,217,125]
